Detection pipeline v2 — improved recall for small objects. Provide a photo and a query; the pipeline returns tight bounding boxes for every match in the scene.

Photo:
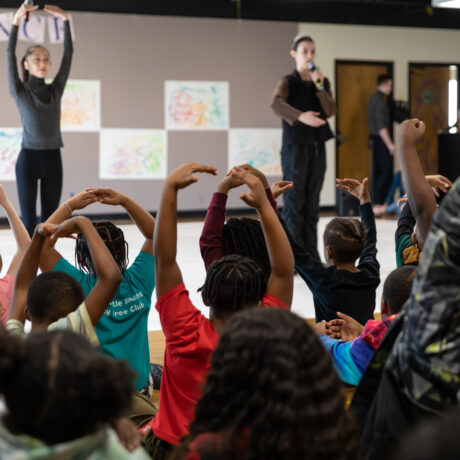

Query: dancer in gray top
[8,4,73,235]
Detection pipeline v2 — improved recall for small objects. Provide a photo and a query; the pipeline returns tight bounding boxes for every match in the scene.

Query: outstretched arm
[230,167,294,307]
[397,119,436,248]
[49,216,122,325]
[8,4,39,97]
[45,5,73,93]
[9,228,46,323]
[40,191,97,272]
[156,163,217,298]
[87,188,155,255]
[0,186,30,277]
[336,177,379,273]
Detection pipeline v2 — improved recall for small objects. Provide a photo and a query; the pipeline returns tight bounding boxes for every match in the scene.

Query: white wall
[299,22,460,206]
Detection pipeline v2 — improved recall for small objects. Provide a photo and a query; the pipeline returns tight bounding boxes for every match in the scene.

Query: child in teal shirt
[40,189,155,393]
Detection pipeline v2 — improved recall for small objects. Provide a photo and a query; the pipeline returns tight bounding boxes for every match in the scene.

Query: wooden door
[409,65,450,174]
[336,62,392,180]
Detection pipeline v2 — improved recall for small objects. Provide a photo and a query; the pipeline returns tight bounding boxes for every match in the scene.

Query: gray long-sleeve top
[367,90,390,136]
[7,21,73,150]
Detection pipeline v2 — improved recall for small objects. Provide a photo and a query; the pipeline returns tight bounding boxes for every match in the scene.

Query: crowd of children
[1,4,459,458]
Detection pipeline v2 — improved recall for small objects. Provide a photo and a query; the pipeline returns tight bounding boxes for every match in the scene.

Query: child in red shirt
[142,163,294,459]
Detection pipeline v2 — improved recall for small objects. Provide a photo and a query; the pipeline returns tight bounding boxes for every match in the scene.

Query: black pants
[15,148,63,236]
[371,136,393,205]
[281,143,326,261]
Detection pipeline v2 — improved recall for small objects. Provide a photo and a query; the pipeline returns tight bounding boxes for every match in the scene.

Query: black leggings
[15,148,63,236]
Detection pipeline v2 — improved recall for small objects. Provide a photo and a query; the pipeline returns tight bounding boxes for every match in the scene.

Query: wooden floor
[0,216,397,331]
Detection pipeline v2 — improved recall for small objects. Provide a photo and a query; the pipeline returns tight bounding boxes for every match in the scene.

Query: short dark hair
[173,308,359,460]
[323,217,367,263]
[27,272,85,323]
[0,329,136,445]
[377,74,392,86]
[291,34,314,51]
[199,255,266,320]
[382,265,416,314]
[76,221,128,274]
[222,217,271,283]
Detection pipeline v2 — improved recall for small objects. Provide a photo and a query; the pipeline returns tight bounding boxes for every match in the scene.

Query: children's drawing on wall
[0,128,22,181]
[228,129,282,176]
[60,79,101,131]
[165,81,229,130]
[99,129,167,179]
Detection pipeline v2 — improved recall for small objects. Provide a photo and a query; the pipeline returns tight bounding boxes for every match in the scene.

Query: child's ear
[289,49,297,59]
[326,246,334,259]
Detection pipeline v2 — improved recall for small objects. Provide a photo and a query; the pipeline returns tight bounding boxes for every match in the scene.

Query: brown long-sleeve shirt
[270,76,336,126]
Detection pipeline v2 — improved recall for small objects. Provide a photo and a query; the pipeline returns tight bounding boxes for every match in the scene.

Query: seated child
[139,162,294,458]
[200,163,292,280]
[171,308,358,460]
[40,189,156,394]
[0,185,30,323]
[6,216,121,343]
[395,174,451,267]
[352,122,460,459]
[0,327,148,459]
[282,177,380,324]
[316,265,416,386]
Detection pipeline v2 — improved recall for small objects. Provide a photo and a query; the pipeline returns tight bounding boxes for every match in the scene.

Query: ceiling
[3,0,460,29]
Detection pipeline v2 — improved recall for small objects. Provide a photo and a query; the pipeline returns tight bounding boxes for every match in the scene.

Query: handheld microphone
[24,0,34,23]
[307,61,324,89]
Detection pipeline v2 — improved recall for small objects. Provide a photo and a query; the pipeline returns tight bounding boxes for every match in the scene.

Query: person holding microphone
[271,34,336,261]
[7,3,73,236]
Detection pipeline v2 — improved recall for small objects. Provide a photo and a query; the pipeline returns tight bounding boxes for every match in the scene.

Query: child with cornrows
[135,162,293,459]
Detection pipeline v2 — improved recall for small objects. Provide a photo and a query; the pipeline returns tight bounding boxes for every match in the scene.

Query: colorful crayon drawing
[0,128,22,180]
[60,80,100,131]
[165,81,229,130]
[228,129,282,176]
[99,129,167,179]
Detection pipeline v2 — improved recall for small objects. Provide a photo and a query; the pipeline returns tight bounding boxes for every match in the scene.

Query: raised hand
[336,177,370,205]
[85,188,125,206]
[271,180,294,199]
[326,312,364,341]
[43,5,69,21]
[166,162,217,190]
[298,111,326,128]
[48,216,88,240]
[425,174,452,197]
[217,174,245,194]
[37,222,58,238]
[230,166,267,209]
[398,118,426,148]
[66,190,98,211]
[229,163,269,189]
[13,3,39,25]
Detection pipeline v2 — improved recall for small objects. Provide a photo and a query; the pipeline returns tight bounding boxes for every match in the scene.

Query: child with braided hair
[139,162,294,459]
[281,177,380,324]
[39,189,156,395]
[199,162,292,281]
[0,328,148,459]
